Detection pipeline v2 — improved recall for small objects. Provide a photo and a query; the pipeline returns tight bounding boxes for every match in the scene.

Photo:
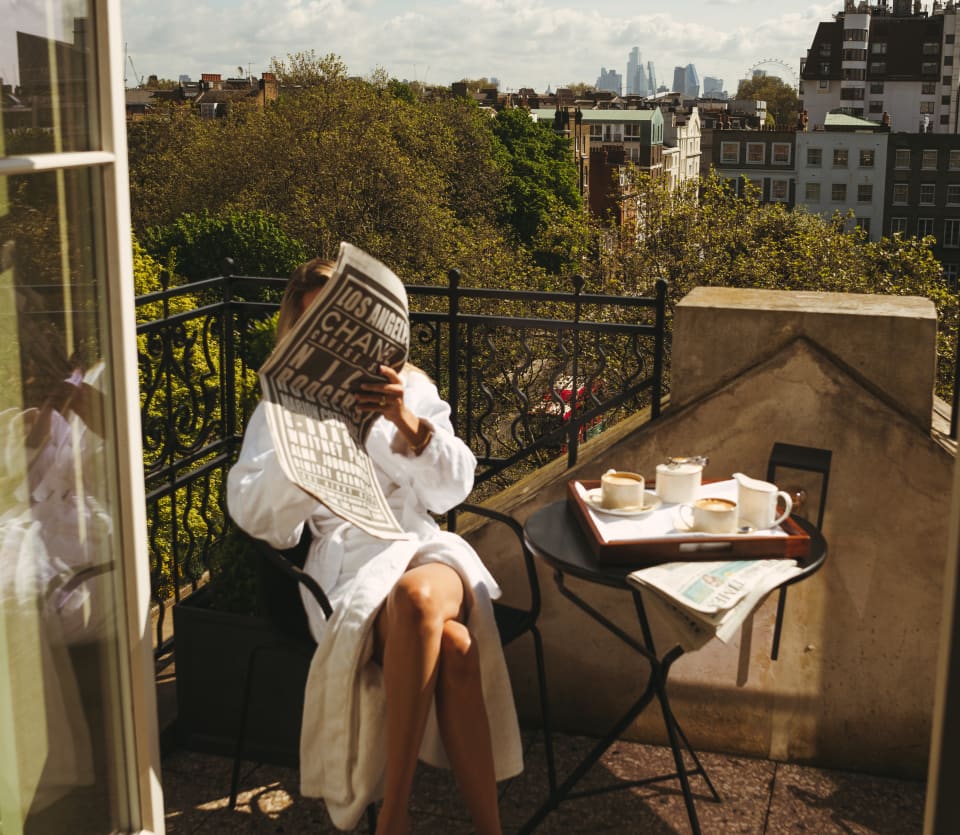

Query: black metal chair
[227,501,556,823]
[765,442,832,660]
[226,524,378,832]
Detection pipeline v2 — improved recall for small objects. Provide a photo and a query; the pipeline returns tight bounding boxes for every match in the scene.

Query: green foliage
[735,75,799,129]
[141,209,307,282]
[490,108,582,259]
[205,522,265,615]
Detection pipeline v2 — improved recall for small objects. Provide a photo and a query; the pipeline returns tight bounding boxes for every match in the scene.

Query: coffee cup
[732,473,793,529]
[655,461,703,504]
[678,497,738,534]
[600,469,645,509]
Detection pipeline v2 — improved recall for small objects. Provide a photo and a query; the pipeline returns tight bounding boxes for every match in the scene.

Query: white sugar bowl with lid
[655,456,706,504]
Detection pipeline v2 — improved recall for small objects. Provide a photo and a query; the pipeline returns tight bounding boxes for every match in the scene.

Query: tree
[735,75,799,129]
[490,108,582,258]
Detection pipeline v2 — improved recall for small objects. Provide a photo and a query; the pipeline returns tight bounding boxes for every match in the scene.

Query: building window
[945,75,953,86]
[922,149,939,169]
[859,149,875,167]
[871,41,887,54]
[746,142,765,164]
[948,34,957,45]
[720,142,739,164]
[845,28,868,41]
[804,181,821,201]
[947,56,955,66]
[841,87,865,100]
[771,179,789,201]
[772,143,791,164]
[833,148,849,167]
[920,101,936,114]
[944,264,959,291]
[923,42,940,56]
[820,62,832,75]
[819,79,830,89]
[843,49,867,61]
[948,184,960,204]
[590,124,602,139]
[923,82,937,94]
[918,217,935,237]
[872,62,887,74]
[943,95,952,106]
[945,219,960,247]
[893,183,909,203]
[890,217,908,234]
[895,148,911,169]
[920,183,936,204]
[806,147,822,167]
[856,217,871,234]
[870,81,884,94]
[857,184,873,202]
[950,150,960,169]
[922,62,938,74]
[843,68,866,81]
[832,183,847,201]
[943,115,952,125]
[869,101,883,113]
[820,43,832,57]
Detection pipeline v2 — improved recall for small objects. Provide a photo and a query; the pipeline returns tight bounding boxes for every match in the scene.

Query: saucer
[585,488,662,517]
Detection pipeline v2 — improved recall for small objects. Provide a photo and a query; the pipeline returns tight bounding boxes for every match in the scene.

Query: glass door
[0,1,163,832]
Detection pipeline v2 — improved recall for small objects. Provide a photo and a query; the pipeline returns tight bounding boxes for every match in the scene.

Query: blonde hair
[276,257,336,341]
[276,255,425,378]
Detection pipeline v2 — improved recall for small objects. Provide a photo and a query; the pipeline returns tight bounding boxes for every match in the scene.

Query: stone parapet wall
[472,288,952,780]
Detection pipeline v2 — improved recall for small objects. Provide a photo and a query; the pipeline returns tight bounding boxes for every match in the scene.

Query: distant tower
[646,62,657,97]
[627,47,647,96]
[596,67,623,95]
[673,64,700,97]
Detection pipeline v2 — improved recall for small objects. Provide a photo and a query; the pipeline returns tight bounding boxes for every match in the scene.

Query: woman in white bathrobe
[227,258,522,835]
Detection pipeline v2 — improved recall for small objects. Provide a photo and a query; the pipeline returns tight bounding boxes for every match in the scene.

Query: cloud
[120,0,836,91]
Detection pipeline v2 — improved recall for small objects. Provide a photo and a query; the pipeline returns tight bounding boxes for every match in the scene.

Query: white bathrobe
[226,369,523,829]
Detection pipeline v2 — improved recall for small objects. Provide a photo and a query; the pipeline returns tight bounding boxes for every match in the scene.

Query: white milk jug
[732,472,793,530]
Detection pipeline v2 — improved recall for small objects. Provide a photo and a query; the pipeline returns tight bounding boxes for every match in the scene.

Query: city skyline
[106,0,836,93]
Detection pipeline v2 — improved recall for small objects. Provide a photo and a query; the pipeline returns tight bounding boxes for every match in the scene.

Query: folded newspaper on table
[627,557,803,652]
[258,242,410,539]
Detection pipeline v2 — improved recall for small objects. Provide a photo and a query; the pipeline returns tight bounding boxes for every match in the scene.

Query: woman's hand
[358,364,406,423]
[359,365,432,455]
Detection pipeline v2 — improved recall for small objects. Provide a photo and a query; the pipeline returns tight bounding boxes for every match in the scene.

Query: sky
[115,0,844,94]
[0,0,843,93]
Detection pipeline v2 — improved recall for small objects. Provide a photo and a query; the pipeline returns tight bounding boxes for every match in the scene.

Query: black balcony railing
[138,270,668,658]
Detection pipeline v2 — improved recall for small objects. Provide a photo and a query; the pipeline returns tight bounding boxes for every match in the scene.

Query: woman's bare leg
[373,563,465,835]
[435,619,502,835]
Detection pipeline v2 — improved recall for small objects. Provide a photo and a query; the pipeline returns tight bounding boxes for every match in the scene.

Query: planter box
[172,586,311,765]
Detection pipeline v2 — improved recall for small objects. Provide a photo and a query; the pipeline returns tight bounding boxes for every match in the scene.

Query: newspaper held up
[258,242,411,539]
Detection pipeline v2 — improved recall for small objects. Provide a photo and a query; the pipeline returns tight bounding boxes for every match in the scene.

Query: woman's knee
[387,573,449,634]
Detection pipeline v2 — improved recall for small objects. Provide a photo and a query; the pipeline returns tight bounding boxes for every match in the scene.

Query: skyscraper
[646,62,657,96]
[627,47,647,96]
[596,67,622,96]
[672,64,700,97]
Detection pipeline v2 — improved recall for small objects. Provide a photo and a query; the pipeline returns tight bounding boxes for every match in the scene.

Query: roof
[824,112,884,130]
[530,108,661,123]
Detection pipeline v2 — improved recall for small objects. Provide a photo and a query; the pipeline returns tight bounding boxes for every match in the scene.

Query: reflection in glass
[1,0,98,156]
[0,167,130,832]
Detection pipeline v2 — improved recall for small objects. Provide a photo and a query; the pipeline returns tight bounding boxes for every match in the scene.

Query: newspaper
[258,242,411,539]
[628,558,802,652]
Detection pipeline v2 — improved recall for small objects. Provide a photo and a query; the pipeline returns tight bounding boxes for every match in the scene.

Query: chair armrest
[242,530,334,621]
[450,503,542,621]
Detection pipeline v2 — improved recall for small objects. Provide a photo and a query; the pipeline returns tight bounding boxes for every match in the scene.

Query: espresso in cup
[600,469,645,509]
[679,497,738,533]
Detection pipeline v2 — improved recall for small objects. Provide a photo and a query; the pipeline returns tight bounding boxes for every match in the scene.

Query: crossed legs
[373,562,501,835]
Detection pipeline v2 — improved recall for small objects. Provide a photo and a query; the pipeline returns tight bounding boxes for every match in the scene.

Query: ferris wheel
[747,59,799,89]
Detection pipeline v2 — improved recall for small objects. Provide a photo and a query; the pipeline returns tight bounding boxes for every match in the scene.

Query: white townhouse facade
[662,106,702,188]
[795,113,889,240]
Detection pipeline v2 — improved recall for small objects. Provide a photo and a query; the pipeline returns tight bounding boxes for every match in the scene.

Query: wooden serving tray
[568,480,812,567]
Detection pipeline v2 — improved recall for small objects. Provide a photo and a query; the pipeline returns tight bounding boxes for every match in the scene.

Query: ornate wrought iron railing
[139,271,667,658]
